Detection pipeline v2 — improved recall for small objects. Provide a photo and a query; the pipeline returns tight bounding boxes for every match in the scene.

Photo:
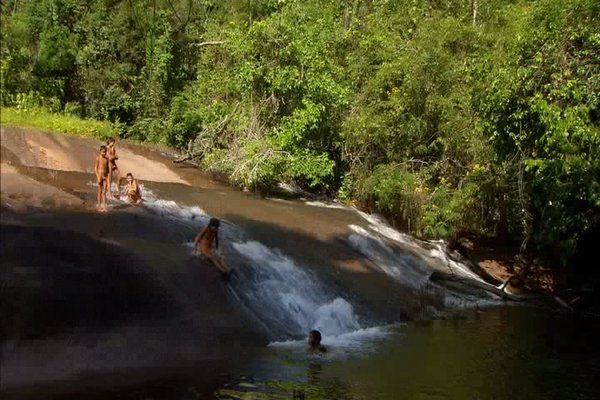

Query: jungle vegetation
[1,0,598,266]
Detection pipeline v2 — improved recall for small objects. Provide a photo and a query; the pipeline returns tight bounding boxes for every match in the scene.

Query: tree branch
[173,102,240,163]
[173,150,204,164]
[191,41,225,47]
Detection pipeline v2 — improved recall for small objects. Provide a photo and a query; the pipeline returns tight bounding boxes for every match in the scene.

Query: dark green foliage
[1,0,598,265]
[474,0,600,261]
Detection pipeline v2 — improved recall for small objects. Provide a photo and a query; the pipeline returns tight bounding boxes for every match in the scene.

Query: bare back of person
[106,138,121,199]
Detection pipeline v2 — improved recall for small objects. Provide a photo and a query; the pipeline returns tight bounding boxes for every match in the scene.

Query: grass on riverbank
[1,107,117,138]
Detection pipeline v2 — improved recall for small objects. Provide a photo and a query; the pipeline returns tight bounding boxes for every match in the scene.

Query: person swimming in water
[307,329,327,353]
[193,217,232,276]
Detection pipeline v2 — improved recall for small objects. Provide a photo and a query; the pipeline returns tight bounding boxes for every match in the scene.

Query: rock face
[0,221,267,388]
[0,164,85,211]
[0,126,189,184]
[0,224,175,340]
[570,222,600,312]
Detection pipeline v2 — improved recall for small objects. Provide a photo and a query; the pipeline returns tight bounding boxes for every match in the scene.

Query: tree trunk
[471,0,478,26]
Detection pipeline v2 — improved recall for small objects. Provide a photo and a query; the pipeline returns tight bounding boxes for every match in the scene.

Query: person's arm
[135,181,143,200]
[108,148,118,161]
[95,156,100,182]
[193,227,207,255]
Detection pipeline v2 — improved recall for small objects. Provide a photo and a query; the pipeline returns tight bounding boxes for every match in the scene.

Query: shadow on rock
[0,224,176,341]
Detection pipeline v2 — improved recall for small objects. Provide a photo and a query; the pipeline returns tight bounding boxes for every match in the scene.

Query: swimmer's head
[208,217,220,229]
[308,330,322,348]
[107,137,116,145]
[100,145,107,154]
[126,173,134,181]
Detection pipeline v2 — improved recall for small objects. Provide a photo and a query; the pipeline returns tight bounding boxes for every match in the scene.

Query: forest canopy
[1,0,598,265]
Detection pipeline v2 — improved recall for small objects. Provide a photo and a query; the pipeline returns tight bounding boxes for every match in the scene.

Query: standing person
[106,137,121,199]
[124,173,143,205]
[94,145,109,212]
[193,217,232,276]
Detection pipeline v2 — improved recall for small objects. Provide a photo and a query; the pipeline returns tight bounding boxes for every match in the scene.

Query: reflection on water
[10,306,599,399]
[217,307,600,400]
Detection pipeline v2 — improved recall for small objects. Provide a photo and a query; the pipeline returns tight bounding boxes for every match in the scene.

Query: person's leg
[212,254,231,275]
[97,182,102,210]
[101,180,108,211]
[127,191,141,205]
[106,167,113,199]
[114,168,121,199]
[208,254,230,275]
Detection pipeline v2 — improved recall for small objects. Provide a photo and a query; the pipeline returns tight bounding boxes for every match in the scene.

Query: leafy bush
[359,165,424,230]
[1,106,117,139]
[126,118,169,144]
[2,0,598,267]
[63,101,82,117]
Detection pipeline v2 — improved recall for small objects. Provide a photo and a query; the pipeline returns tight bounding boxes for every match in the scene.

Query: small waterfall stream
[134,187,368,341]
[229,241,362,340]
[132,187,499,344]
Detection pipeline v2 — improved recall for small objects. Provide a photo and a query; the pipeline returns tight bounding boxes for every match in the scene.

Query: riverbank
[452,237,559,294]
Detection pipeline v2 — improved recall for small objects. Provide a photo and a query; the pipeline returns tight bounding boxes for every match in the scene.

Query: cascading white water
[347,224,431,289]
[353,210,487,282]
[105,187,497,340]
[118,190,367,340]
[133,185,207,222]
[230,241,362,340]
[347,212,502,307]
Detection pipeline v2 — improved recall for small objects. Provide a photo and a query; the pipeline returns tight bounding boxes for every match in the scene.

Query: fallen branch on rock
[173,103,240,164]
[173,150,205,164]
[429,270,524,301]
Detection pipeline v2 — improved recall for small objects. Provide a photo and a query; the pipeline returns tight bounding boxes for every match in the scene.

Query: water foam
[87,181,207,222]
[347,225,431,289]
[143,199,206,222]
[304,200,349,210]
[230,241,362,340]
[268,324,400,358]
[270,324,397,348]
[347,214,503,306]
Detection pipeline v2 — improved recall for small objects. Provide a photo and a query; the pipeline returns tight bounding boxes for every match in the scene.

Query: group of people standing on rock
[94,137,143,212]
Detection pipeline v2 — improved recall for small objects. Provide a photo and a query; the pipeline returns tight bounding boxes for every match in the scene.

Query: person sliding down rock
[124,173,143,205]
[194,217,232,277]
